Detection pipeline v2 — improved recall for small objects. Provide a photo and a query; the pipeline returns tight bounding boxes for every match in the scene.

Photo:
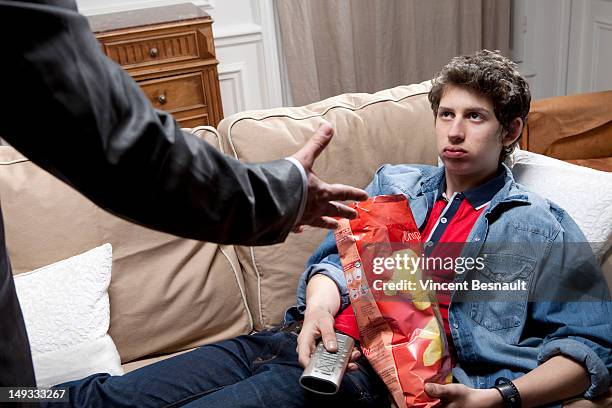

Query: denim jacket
[286,163,612,402]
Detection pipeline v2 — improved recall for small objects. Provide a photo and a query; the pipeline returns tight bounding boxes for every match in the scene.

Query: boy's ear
[503,117,523,146]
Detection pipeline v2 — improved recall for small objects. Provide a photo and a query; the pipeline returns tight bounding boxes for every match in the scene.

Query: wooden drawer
[140,72,206,111]
[175,111,210,128]
[104,31,202,69]
[90,4,223,127]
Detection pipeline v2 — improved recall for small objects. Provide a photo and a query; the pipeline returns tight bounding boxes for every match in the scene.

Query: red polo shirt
[334,170,506,359]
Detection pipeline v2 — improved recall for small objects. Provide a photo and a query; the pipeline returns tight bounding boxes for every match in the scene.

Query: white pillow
[14,243,123,386]
[511,150,612,259]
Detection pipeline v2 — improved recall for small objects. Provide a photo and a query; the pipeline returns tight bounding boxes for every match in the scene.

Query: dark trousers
[43,330,390,408]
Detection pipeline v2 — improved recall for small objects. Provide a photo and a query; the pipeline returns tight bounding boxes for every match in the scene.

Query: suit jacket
[0,0,304,389]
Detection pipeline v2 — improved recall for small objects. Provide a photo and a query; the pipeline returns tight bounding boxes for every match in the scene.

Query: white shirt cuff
[284,157,308,227]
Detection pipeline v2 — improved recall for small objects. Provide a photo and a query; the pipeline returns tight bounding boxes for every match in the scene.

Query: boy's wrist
[483,388,505,408]
[305,303,332,315]
[306,275,341,314]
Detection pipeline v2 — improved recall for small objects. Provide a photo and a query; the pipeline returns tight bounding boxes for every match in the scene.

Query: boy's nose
[448,120,465,142]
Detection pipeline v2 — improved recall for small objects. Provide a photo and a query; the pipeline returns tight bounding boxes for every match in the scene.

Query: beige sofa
[1,81,610,406]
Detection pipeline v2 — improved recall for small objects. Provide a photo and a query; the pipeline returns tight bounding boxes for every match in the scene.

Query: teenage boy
[295,50,611,407]
[49,50,611,408]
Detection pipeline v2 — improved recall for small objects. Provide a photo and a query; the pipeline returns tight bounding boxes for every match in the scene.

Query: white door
[567,0,612,94]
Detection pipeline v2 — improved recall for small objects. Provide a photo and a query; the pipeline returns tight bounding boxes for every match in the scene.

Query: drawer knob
[158,94,167,105]
[149,47,159,57]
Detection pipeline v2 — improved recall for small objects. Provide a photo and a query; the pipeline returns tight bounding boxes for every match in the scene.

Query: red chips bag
[334,195,452,408]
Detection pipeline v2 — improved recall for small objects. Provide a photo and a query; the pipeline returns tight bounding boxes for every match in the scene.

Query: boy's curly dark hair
[428,50,531,162]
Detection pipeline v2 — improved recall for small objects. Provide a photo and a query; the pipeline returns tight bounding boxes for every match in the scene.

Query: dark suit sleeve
[0,0,303,246]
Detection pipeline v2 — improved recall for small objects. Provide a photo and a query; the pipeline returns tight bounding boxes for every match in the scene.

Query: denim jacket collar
[417,164,531,215]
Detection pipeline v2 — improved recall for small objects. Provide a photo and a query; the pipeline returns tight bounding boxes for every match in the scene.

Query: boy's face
[435,85,505,178]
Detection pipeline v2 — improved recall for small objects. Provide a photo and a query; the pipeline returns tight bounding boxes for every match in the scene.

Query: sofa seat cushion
[121,348,195,374]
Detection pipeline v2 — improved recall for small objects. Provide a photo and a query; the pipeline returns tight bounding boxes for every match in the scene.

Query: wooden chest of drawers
[89,3,223,128]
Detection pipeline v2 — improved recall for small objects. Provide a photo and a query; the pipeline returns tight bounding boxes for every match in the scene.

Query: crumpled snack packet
[334,194,452,408]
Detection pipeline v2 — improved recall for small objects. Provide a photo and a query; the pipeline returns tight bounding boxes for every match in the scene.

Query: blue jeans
[43,330,389,408]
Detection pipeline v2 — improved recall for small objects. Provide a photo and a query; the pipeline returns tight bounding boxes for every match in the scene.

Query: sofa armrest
[522,91,612,163]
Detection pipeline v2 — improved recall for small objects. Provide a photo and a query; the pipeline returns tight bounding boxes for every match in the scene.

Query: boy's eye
[469,112,483,120]
[439,111,453,118]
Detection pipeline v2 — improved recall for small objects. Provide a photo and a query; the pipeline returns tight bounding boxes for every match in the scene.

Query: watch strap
[493,377,522,408]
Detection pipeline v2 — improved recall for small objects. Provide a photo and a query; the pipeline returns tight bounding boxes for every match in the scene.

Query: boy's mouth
[442,147,468,158]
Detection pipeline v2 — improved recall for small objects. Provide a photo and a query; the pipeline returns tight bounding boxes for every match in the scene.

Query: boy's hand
[296,305,361,371]
[424,383,503,408]
[297,305,337,367]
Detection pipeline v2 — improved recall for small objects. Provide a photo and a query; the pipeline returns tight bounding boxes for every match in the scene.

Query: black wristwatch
[493,377,522,408]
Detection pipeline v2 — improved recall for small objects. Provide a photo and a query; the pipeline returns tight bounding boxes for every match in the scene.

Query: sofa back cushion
[217,83,438,329]
[0,127,252,363]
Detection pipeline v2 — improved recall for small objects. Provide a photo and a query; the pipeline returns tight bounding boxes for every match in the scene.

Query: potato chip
[423,335,443,366]
[418,317,440,340]
[413,300,431,310]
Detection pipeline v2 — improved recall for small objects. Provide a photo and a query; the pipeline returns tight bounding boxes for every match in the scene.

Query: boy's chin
[441,160,472,174]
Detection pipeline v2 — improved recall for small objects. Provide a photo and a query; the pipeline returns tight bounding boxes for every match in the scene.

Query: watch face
[495,377,511,386]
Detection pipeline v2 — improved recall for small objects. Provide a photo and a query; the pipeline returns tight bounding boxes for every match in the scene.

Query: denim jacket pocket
[469,253,535,331]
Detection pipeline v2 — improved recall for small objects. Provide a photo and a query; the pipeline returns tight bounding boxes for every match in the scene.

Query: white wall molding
[591,18,612,89]
[218,62,247,114]
[214,23,263,47]
[567,0,588,94]
[212,1,283,109]
[78,0,214,16]
[555,0,572,96]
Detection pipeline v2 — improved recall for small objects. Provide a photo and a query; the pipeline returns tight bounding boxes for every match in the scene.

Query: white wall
[78,0,285,117]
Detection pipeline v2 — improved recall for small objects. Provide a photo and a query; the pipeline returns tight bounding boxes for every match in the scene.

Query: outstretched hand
[291,124,368,231]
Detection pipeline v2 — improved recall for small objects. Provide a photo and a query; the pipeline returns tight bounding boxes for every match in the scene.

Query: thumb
[292,124,334,170]
[425,383,444,398]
